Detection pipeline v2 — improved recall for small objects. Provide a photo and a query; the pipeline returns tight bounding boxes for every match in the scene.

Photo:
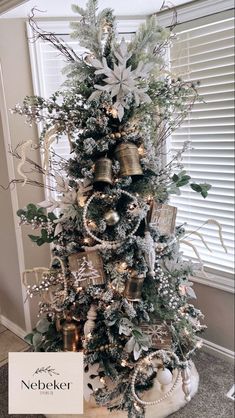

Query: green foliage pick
[172,170,191,187]
[24,332,34,345]
[190,183,212,198]
[36,318,50,333]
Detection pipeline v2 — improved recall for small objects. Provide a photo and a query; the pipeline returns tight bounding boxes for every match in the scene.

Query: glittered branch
[28,8,81,63]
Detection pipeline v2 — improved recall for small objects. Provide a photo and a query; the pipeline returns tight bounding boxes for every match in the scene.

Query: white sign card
[9,352,84,414]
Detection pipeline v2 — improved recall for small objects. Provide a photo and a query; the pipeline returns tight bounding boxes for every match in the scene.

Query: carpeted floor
[0,351,234,418]
[170,351,234,418]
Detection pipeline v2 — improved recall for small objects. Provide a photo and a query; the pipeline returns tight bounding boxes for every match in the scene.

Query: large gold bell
[115,142,143,176]
[94,157,113,184]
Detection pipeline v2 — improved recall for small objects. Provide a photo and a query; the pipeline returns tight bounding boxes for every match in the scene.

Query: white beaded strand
[131,350,181,406]
[83,190,141,247]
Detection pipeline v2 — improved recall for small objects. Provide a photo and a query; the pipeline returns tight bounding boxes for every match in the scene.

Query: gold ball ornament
[104,209,120,226]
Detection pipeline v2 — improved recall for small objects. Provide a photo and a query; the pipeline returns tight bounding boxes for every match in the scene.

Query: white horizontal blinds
[170,11,235,276]
[36,36,86,160]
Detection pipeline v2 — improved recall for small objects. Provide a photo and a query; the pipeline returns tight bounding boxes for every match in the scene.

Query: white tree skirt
[46,362,199,418]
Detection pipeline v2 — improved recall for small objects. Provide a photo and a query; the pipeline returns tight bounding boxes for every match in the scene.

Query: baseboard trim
[0,315,26,340]
[202,338,234,363]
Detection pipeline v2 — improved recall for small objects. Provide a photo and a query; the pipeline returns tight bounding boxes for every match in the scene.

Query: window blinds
[30,12,234,277]
[170,11,235,276]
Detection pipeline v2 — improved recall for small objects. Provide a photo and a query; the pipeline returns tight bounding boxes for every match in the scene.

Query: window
[28,20,143,160]
[170,10,234,277]
[28,10,234,280]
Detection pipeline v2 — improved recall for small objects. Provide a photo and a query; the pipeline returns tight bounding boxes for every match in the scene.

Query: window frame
[26,4,234,293]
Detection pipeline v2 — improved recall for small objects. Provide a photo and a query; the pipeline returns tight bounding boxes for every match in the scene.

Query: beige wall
[0,18,50,330]
[0,18,234,353]
[0,114,26,329]
[194,282,234,352]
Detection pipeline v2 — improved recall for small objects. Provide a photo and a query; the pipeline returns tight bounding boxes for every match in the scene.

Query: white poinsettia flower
[179,281,197,299]
[37,198,59,211]
[60,190,77,205]
[54,175,70,193]
[119,318,133,336]
[124,333,150,360]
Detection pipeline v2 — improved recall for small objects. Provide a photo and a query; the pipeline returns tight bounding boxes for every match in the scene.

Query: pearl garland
[131,350,181,406]
[83,190,141,247]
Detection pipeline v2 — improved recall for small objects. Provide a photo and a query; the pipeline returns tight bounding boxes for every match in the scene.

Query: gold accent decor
[115,142,143,176]
[94,157,113,184]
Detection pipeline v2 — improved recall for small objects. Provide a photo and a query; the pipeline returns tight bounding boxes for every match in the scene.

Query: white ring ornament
[83,190,141,248]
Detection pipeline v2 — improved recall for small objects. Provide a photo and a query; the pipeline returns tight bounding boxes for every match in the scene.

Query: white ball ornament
[157,368,173,385]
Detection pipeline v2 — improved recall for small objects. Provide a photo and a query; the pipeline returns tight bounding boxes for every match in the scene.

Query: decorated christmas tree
[11,1,213,416]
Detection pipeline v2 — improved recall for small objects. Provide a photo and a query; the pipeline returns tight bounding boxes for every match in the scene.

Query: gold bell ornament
[94,157,113,185]
[115,142,143,177]
[124,271,145,301]
[62,320,79,352]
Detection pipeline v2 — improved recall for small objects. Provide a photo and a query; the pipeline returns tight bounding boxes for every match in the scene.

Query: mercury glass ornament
[104,209,120,226]
[157,368,173,385]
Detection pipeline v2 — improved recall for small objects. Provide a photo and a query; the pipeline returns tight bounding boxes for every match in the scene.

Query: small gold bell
[94,157,113,185]
[124,272,145,301]
[115,142,143,177]
[62,320,79,352]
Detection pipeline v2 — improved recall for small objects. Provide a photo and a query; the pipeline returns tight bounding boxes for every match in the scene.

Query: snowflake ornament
[145,323,168,344]
[84,363,104,401]
[88,39,153,120]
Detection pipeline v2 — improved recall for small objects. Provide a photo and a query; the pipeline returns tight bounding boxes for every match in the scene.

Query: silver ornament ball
[104,209,120,226]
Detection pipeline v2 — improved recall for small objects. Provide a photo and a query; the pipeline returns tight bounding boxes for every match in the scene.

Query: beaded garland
[131,350,181,406]
[83,190,141,248]
[84,342,123,354]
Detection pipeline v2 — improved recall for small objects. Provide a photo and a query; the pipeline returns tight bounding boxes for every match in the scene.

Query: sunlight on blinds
[170,13,235,276]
